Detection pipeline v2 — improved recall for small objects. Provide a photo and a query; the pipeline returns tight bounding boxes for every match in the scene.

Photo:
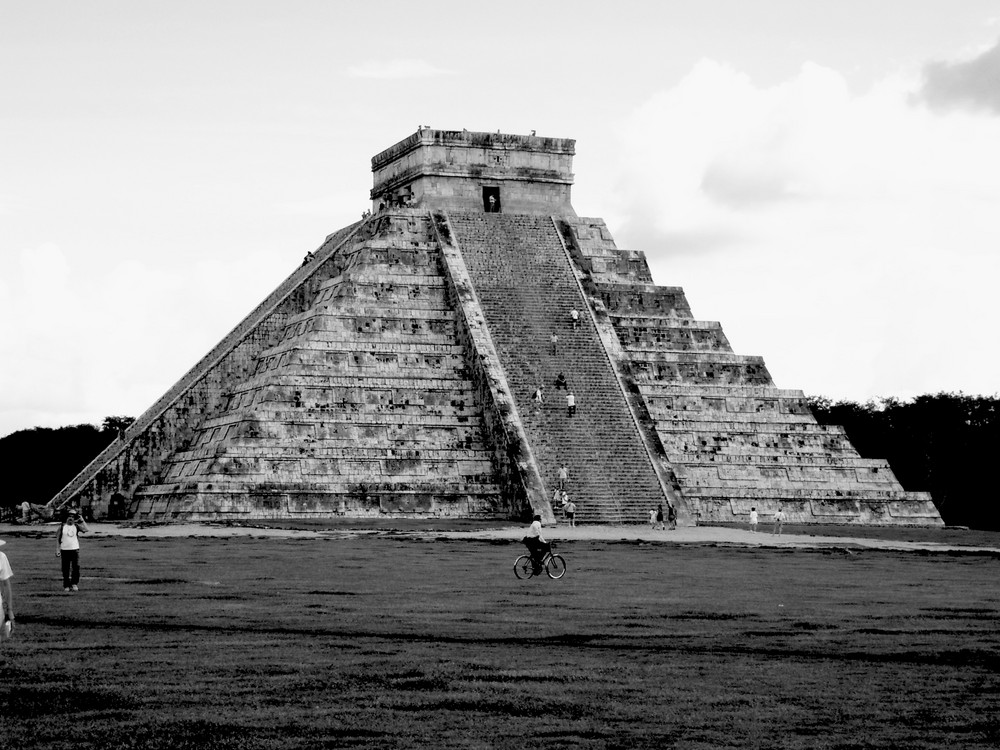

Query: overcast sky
[2,0,999,437]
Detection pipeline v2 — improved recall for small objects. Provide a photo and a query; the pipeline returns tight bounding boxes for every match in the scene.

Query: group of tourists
[748,506,786,534]
[648,503,677,530]
[538,309,585,417]
[532,380,577,418]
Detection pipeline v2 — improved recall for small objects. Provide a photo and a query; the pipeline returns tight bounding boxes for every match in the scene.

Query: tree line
[808,392,998,531]
[1,394,997,529]
[0,416,134,513]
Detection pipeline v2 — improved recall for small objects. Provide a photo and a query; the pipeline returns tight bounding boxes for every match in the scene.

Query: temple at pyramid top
[370,128,576,215]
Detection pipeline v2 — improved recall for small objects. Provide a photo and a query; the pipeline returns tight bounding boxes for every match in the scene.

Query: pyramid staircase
[448,213,669,523]
[560,217,941,525]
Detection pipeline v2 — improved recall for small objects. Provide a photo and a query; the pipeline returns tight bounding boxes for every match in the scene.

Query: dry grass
[1,531,998,749]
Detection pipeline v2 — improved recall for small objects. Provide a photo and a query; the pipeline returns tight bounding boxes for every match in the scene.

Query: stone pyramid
[50,129,942,526]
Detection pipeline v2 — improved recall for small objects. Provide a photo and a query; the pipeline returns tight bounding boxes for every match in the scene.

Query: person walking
[532,386,544,412]
[772,506,786,535]
[748,507,758,533]
[566,392,576,417]
[0,539,14,646]
[667,503,677,530]
[564,498,576,527]
[570,308,580,329]
[550,333,558,355]
[557,464,568,490]
[655,504,666,530]
[57,508,89,592]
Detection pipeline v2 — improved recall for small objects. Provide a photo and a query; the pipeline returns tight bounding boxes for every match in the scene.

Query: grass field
[1,528,998,749]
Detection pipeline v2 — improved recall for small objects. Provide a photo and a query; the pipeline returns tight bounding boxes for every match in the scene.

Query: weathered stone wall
[132,211,507,520]
[371,129,576,215]
[563,217,943,526]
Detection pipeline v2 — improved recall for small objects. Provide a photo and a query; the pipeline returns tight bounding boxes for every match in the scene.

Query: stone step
[450,212,667,523]
[168,445,499,462]
[651,419,846,434]
[231,374,482,391]
[682,486,928,501]
[162,457,498,482]
[139,479,502,495]
[666,453,890,468]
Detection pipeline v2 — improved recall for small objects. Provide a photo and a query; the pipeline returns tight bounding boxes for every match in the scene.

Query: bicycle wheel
[514,555,535,579]
[546,554,566,579]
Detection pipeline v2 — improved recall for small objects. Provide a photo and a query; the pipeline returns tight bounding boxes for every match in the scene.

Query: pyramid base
[132,485,512,522]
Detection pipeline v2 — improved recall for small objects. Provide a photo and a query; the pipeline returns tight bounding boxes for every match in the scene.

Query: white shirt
[0,551,12,616]
[0,552,12,582]
[527,520,547,543]
[60,522,81,551]
[749,510,758,525]
[567,393,575,407]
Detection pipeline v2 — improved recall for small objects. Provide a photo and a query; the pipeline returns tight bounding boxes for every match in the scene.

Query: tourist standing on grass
[655,504,665,530]
[772,506,786,535]
[57,508,89,592]
[0,540,14,646]
[749,507,758,533]
[649,508,657,528]
[668,503,677,530]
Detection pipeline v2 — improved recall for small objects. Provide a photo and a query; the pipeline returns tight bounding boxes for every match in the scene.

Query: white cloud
[611,59,1000,402]
[346,59,453,80]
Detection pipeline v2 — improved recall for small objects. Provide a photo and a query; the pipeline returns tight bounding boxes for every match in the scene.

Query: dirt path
[45,521,1000,553]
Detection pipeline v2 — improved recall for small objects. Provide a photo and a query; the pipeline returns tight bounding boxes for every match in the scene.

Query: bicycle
[514,543,566,580]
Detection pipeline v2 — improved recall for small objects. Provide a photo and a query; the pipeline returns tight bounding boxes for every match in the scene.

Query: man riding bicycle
[523,514,551,574]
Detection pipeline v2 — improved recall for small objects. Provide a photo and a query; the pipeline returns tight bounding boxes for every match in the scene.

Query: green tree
[809,393,999,530]
[101,415,136,436]
[0,417,133,509]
